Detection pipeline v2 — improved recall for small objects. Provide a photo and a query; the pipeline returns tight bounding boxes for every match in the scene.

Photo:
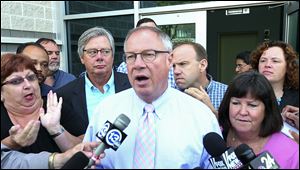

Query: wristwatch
[50,126,65,138]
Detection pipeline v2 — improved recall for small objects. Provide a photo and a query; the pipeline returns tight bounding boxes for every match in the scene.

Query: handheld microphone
[87,114,131,168]
[235,143,280,169]
[61,152,89,169]
[203,132,243,169]
[203,132,228,169]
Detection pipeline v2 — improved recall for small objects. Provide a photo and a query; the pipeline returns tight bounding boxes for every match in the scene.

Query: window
[66,15,134,76]
[66,1,133,14]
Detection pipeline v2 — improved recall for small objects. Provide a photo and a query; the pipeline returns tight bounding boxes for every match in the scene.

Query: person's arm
[53,141,103,169]
[40,91,83,152]
[1,143,50,169]
[1,142,103,169]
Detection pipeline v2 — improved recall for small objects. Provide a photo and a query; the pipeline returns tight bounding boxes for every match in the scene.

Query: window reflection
[159,23,195,46]
[66,1,133,15]
[140,1,205,8]
[287,11,299,53]
[66,15,134,76]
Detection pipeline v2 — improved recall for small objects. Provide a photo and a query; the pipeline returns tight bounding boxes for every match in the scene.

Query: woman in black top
[251,40,299,111]
[1,53,85,153]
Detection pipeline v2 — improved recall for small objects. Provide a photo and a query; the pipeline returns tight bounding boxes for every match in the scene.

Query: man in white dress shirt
[83,26,222,169]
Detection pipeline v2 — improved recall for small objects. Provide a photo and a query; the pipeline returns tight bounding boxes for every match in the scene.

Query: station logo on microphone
[96,121,127,150]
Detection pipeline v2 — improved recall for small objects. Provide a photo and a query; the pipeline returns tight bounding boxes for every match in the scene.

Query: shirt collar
[85,70,114,92]
[52,70,59,80]
[134,86,171,120]
[205,74,213,92]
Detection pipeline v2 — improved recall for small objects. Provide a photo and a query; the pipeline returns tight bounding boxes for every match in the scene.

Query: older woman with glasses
[1,53,85,154]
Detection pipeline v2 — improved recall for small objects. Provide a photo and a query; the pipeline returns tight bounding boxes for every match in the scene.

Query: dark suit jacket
[55,71,131,129]
[278,88,299,111]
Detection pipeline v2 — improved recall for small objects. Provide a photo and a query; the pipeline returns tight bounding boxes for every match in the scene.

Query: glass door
[142,11,207,48]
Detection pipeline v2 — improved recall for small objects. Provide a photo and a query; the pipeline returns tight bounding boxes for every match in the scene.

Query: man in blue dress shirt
[36,38,76,92]
[84,26,222,169]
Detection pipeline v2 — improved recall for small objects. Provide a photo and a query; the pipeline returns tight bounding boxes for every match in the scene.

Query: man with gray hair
[56,27,131,129]
[83,26,221,168]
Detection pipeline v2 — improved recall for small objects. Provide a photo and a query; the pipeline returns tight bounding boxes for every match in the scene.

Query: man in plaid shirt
[172,42,228,118]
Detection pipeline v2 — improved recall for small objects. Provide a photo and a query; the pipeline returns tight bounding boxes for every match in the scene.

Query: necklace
[228,130,240,147]
[229,129,269,154]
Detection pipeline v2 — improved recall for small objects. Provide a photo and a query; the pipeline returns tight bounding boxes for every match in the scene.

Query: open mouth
[24,93,34,100]
[134,75,150,86]
[136,75,149,81]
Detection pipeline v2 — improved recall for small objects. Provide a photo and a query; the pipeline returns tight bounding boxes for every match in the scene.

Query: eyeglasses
[1,74,37,86]
[236,64,248,69]
[123,50,169,64]
[83,48,112,58]
[47,51,60,56]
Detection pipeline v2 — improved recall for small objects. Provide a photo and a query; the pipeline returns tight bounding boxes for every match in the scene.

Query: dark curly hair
[250,40,299,90]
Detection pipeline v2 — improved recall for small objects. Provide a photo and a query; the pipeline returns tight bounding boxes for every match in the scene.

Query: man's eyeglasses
[1,74,38,86]
[123,50,169,64]
[83,48,112,58]
[47,51,60,56]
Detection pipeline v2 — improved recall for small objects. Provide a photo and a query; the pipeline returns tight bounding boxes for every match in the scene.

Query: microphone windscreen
[61,152,89,169]
[113,114,131,130]
[234,143,256,165]
[203,132,227,157]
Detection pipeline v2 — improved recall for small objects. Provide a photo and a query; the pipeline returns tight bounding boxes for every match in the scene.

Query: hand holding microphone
[46,141,100,169]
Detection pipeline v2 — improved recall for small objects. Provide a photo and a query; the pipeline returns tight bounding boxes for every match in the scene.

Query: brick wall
[1,1,54,32]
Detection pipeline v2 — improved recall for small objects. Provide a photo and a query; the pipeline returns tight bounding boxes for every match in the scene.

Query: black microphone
[87,114,131,168]
[203,132,228,169]
[203,132,243,169]
[235,143,280,169]
[61,152,89,169]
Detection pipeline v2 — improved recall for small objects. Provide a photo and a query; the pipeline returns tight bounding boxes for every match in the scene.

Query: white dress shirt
[84,87,222,169]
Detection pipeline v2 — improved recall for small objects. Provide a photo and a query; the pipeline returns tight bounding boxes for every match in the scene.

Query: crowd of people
[1,18,299,169]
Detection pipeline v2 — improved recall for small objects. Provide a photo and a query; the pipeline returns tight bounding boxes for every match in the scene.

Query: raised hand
[40,90,63,135]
